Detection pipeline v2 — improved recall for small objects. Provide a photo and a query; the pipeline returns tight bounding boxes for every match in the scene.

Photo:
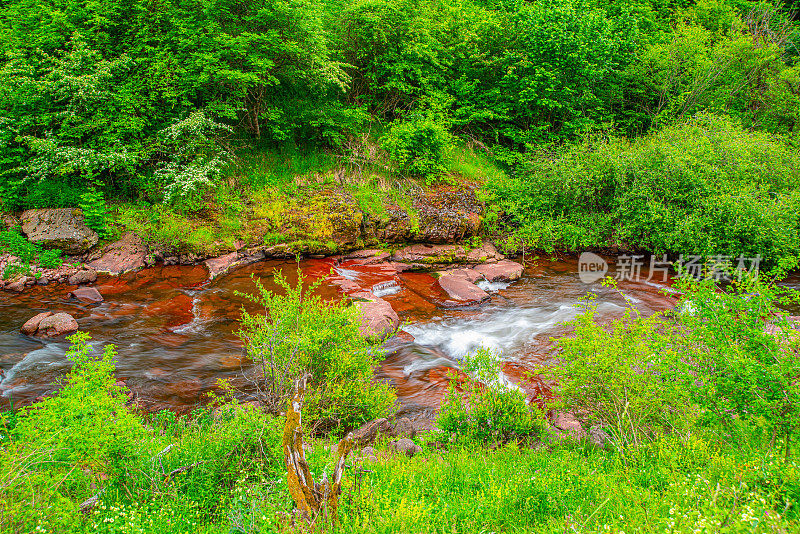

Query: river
[2,255,797,416]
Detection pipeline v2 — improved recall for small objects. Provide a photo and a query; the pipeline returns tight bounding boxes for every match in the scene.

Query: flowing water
[1,255,797,416]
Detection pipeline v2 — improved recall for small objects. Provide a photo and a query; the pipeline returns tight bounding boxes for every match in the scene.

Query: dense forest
[1,0,799,265]
[2,0,800,533]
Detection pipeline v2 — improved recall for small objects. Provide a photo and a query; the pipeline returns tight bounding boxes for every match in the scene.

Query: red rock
[333,278,363,294]
[390,243,503,266]
[5,279,25,292]
[343,249,387,260]
[437,274,490,305]
[88,233,147,274]
[21,312,53,335]
[37,312,79,337]
[69,287,104,303]
[552,412,585,439]
[143,293,194,328]
[204,252,241,279]
[354,294,400,341]
[67,269,98,285]
[475,259,524,281]
[465,243,503,263]
[439,268,483,283]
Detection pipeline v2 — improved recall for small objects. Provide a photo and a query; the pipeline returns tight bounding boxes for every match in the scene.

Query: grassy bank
[105,142,504,257]
[100,115,800,274]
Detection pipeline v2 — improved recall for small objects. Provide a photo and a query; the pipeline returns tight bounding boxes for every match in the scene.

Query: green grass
[332,433,800,533]
[449,144,507,185]
[12,425,795,533]
[107,137,505,257]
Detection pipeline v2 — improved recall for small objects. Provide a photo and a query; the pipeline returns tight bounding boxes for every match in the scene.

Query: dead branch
[283,375,356,526]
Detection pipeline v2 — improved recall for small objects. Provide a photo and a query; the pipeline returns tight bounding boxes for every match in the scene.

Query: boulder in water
[437,273,490,305]
[204,251,242,279]
[69,287,104,303]
[391,243,503,266]
[5,278,26,292]
[353,292,400,341]
[36,313,79,337]
[442,267,484,283]
[21,312,53,335]
[20,208,98,255]
[475,259,524,281]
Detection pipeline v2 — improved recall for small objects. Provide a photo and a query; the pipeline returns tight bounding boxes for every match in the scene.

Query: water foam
[404,301,625,359]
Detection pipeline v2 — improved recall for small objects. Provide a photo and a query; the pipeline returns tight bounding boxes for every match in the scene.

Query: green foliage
[152,111,233,212]
[236,269,395,434]
[381,115,452,179]
[554,290,696,446]
[0,228,63,278]
[675,273,800,452]
[334,435,800,532]
[489,114,800,266]
[2,332,144,531]
[439,348,541,444]
[554,273,800,454]
[78,187,108,236]
[12,332,144,467]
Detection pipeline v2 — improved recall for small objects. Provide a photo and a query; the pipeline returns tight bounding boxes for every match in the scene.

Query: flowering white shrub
[154,110,233,210]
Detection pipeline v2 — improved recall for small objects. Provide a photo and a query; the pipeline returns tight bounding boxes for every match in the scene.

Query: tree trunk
[283,376,354,525]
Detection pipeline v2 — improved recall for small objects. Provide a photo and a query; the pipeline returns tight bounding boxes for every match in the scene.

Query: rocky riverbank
[1,183,497,288]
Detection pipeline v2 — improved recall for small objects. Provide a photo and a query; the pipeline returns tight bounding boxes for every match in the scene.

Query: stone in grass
[391,416,417,439]
[389,438,422,458]
[588,426,613,449]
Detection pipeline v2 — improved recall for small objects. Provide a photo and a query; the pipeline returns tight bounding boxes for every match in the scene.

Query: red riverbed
[0,256,687,415]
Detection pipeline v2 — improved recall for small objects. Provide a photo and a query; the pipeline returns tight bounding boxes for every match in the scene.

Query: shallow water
[1,254,795,415]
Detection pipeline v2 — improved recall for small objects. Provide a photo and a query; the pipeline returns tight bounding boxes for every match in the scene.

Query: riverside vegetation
[3,0,800,532]
[2,269,800,532]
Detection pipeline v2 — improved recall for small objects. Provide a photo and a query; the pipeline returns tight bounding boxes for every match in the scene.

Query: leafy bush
[0,228,63,278]
[79,186,109,236]
[1,332,145,531]
[554,273,800,451]
[675,273,800,455]
[11,332,144,467]
[438,348,542,444]
[380,116,451,179]
[553,288,696,446]
[237,269,395,434]
[488,114,800,267]
[153,111,233,212]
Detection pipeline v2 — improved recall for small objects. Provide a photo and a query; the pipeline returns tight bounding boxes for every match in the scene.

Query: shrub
[554,273,800,452]
[380,115,451,179]
[153,111,233,213]
[675,272,800,456]
[1,332,145,532]
[0,228,63,278]
[488,114,800,267]
[236,269,395,434]
[553,286,696,447]
[79,186,109,237]
[438,348,542,444]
